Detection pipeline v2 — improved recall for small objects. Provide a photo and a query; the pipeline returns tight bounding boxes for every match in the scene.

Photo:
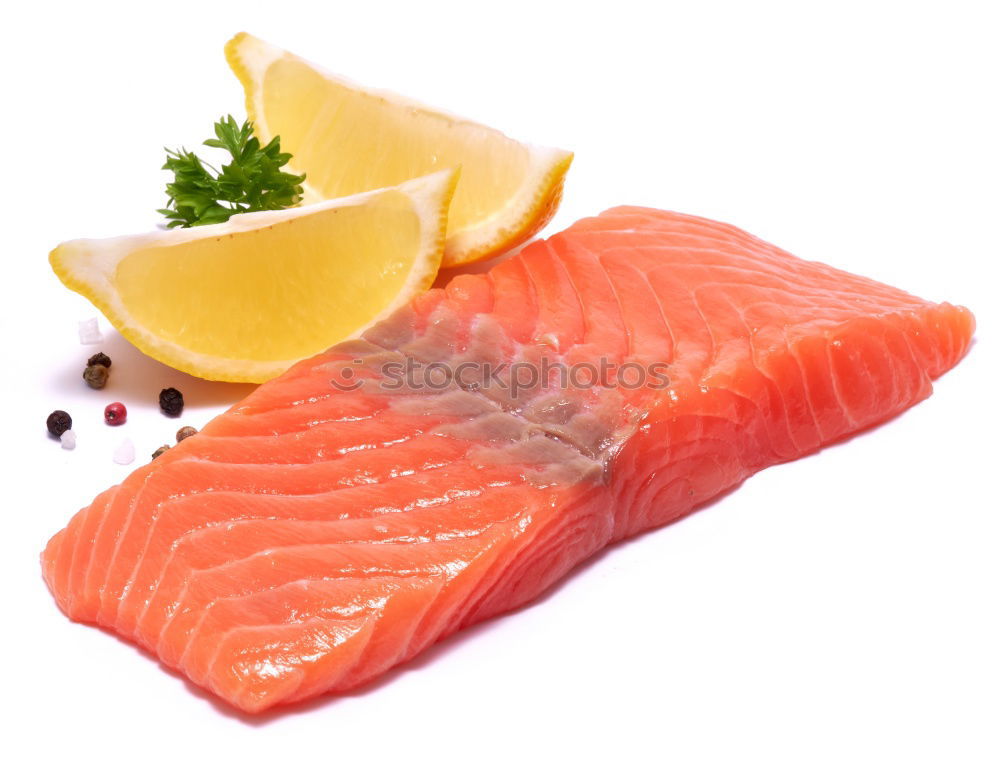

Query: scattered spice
[152,444,171,459]
[87,352,112,368]
[47,410,73,438]
[83,363,109,389]
[176,425,198,442]
[159,387,184,417]
[78,318,101,345]
[60,429,77,450]
[113,438,135,465]
[104,402,127,426]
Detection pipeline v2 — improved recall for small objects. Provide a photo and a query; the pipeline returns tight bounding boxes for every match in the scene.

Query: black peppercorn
[152,444,171,459]
[87,352,112,368]
[83,363,109,389]
[159,387,184,417]
[176,426,198,442]
[47,410,73,438]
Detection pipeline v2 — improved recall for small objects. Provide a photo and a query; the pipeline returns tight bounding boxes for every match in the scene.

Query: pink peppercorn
[104,402,127,426]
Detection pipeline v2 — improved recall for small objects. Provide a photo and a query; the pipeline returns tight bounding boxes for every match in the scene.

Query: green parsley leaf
[159,115,306,228]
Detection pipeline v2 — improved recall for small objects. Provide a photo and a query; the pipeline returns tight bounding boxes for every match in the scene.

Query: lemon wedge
[226,32,573,267]
[50,170,457,383]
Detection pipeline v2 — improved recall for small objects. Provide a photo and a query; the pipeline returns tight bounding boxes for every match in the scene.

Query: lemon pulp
[227,33,573,266]
[50,171,457,382]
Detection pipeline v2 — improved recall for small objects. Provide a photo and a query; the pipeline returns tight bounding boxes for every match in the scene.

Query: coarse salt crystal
[78,318,102,344]
[113,438,135,465]
[60,429,77,450]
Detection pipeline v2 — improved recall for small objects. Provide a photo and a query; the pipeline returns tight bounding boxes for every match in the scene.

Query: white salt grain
[78,318,102,344]
[113,438,135,465]
[60,429,77,450]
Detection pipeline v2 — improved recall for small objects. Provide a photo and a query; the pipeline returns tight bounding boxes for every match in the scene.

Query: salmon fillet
[41,208,975,713]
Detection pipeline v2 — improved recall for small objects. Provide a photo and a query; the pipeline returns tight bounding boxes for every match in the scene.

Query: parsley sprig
[158,116,306,227]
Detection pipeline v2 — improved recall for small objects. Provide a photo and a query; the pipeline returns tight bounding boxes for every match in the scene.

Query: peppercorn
[47,410,72,438]
[176,425,198,443]
[159,387,184,417]
[87,352,112,369]
[104,402,127,426]
[83,363,109,389]
[152,444,171,459]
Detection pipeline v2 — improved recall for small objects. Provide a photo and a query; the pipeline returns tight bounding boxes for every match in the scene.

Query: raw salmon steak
[42,208,974,713]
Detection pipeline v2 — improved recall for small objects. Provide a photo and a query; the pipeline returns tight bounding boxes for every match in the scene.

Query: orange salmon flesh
[42,207,975,713]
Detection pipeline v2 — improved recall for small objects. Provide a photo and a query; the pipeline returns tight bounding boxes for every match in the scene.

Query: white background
[1,1,997,754]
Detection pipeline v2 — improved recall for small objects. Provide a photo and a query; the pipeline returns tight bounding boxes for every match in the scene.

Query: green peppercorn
[87,352,112,368]
[176,426,198,443]
[152,444,171,459]
[159,387,184,417]
[47,410,72,438]
[83,363,109,389]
